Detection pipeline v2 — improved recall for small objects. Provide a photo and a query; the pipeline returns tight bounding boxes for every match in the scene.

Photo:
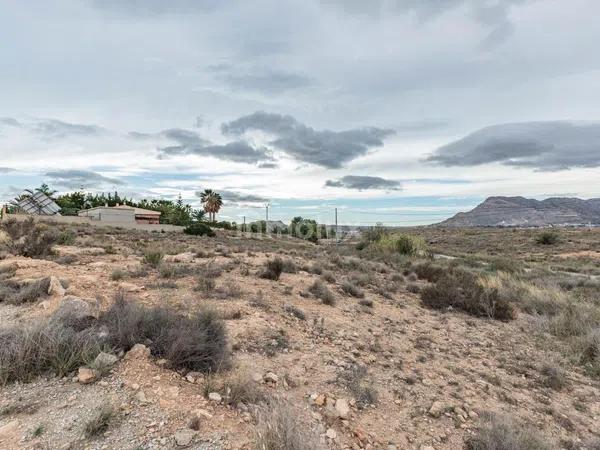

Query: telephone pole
[335,207,339,243]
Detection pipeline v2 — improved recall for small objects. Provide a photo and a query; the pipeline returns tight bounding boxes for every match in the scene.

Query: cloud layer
[427,122,600,171]
[222,112,395,168]
[45,169,125,189]
[325,175,402,191]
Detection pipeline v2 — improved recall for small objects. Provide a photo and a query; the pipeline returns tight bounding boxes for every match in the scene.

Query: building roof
[79,205,161,216]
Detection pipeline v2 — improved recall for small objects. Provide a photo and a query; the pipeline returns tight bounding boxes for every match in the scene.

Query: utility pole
[243,216,246,232]
[266,205,269,222]
[335,207,339,243]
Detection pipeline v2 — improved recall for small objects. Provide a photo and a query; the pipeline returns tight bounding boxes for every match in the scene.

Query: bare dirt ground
[1,224,599,449]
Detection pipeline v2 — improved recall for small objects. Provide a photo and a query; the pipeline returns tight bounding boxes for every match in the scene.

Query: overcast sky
[1,0,600,225]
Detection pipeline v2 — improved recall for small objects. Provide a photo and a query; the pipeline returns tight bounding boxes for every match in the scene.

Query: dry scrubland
[0,219,599,450]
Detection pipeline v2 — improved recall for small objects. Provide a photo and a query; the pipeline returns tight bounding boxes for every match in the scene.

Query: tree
[35,183,57,199]
[200,189,223,222]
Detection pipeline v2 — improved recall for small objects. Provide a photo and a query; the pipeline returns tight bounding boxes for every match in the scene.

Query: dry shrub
[0,323,102,385]
[0,277,51,305]
[421,270,516,321]
[341,365,378,408]
[100,295,230,373]
[253,400,324,450]
[283,304,306,320]
[412,262,446,282]
[84,403,114,437]
[540,363,567,391]
[222,371,266,406]
[466,413,552,450]
[320,270,336,283]
[308,280,336,306]
[260,258,284,281]
[159,263,194,279]
[340,280,364,298]
[1,218,58,257]
[280,259,298,273]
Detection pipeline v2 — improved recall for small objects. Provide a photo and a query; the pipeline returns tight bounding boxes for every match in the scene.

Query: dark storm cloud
[45,169,125,189]
[208,63,312,94]
[426,122,600,171]
[222,112,395,168]
[325,175,402,191]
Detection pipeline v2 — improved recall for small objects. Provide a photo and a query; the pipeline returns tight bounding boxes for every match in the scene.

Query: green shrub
[375,233,427,256]
[143,247,164,267]
[421,269,516,321]
[536,231,559,245]
[56,230,76,245]
[184,222,215,237]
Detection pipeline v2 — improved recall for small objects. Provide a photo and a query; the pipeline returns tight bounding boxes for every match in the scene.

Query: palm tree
[35,183,57,199]
[200,189,223,222]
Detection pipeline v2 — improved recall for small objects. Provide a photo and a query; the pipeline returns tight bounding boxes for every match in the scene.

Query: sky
[1,0,600,226]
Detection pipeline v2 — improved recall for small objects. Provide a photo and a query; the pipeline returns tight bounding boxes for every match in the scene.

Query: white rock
[174,429,196,446]
[326,428,337,439]
[125,344,150,360]
[208,392,222,403]
[335,398,350,419]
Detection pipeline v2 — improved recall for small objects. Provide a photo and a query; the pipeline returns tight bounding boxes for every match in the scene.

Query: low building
[78,205,161,224]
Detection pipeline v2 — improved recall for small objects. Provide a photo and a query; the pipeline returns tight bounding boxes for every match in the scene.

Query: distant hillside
[439,196,600,227]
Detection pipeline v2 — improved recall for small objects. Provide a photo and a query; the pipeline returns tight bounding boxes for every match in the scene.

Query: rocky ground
[0,224,599,449]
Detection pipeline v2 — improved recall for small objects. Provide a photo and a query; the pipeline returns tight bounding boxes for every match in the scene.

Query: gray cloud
[45,169,125,189]
[0,117,105,139]
[208,63,312,94]
[0,167,16,173]
[323,0,524,46]
[0,117,21,128]
[157,127,273,164]
[195,189,269,206]
[427,121,600,171]
[222,112,394,168]
[325,175,402,191]
[33,119,106,139]
[257,162,278,169]
[92,0,224,15]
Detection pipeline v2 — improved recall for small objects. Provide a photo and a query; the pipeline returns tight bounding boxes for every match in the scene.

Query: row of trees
[10,185,332,242]
[13,184,224,227]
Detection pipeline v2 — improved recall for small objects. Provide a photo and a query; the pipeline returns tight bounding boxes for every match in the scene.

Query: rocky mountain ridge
[440,196,600,227]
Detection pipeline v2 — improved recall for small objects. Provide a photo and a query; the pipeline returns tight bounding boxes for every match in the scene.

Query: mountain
[439,196,600,227]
